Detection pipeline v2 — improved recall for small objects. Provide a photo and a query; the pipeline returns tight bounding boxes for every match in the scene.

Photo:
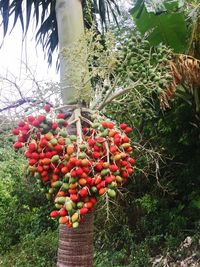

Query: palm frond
[0,0,120,65]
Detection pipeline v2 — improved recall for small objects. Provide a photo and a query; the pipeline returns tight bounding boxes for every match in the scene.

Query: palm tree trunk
[57,213,94,267]
[55,1,93,266]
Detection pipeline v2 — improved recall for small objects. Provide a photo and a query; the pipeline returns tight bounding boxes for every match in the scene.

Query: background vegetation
[0,0,200,266]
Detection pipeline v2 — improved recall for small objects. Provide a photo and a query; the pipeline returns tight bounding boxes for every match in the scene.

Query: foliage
[131,0,187,52]
[0,146,57,253]
[0,231,58,267]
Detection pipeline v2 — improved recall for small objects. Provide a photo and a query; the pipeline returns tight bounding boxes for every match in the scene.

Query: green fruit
[91,122,100,128]
[78,152,86,159]
[61,131,68,138]
[90,186,98,193]
[69,135,77,141]
[55,197,66,205]
[50,138,58,146]
[65,202,73,211]
[107,189,116,198]
[79,144,87,150]
[52,181,63,188]
[48,188,55,194]
[65,138,71,145]
[58,119,65,125]
[108,181,117,189]
[77,202,84,208]
[46,193,51,200]
[51,155,59,163]
[101,169,109,176]
[69,177,78,183]
[64,173,71,182]
[72,221,79,228]
[61,183,69,191]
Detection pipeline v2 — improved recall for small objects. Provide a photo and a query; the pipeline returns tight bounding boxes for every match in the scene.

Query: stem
[55,0,92,105]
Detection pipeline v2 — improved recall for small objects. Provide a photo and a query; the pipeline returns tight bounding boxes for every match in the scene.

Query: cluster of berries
[12,105,135,228]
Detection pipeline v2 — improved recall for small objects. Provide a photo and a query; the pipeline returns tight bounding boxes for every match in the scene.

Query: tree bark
[57,212,94,267]
[55,2,94,266]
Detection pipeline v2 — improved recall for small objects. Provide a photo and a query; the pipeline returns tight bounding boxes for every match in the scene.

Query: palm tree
[0,0,119,266]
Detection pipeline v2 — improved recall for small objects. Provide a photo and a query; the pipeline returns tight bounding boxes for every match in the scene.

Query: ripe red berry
[124,127,132,133]
[13,142,22,149]
[44,104,51,112]
[12,128,20,135]
[120,123,127,130]
[50,210,59,218]
[51,122,58,129]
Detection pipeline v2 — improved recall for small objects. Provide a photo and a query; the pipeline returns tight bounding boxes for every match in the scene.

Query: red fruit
[129,157,136,164]
[18,121,25,127]
[40,138,48,148]
[31,152,39,160]
[94,176,101,185]
[121,170,128,178]
[94,145,100,152]
[51,122,58,129]
[37,115,45,123]
[39,153,45,159]
[114,138,121,146]
[96,137,105,143]
[127,168,134,174]
[45,152,52,158]
[80,207,88,215]
[110,164,118,172]
[57,113,65,119]
[101,121,108,128]
[29,159,37,166]
[75,160,82,167]
[120,123,127,130]
[107,122,115,129]
[121,160,128,166]
[37,166,43,172]
[41,171,48,177]
[70,194,79,202]
[59,208,67,216]
[84,202,93,209]
[13,142,22,149]
[44,104,51,112]
[90,197,97,204]
[79,188,88,197]
[54,144,63,152]
[32,120,40,127]
[95,163,103,171]
[82,167,90,174]
[105,175,115,184]
[110,145,117,153]
[68,189,77,194]
[25,151,31,158]
[93,151,101,159]
[29,143,36,151]
[61,167,68,174]
[122,136,130,143]
[27,115,35,123]
[23,124,30,131]
[88,139,95,147]
[50,210,59,218]
[12,128,20,135]
[124,127,132,133]
[70,170,77,178]
[76,168,83,177]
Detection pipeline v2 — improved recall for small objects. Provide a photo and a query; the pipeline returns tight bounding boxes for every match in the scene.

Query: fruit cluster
[12,106,135,228]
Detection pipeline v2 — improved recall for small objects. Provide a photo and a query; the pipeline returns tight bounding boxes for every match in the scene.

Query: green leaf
[131,0,187,52]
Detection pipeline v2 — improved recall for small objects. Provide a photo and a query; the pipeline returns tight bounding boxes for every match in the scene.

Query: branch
[98,80,142,110]
[0,97,52,113]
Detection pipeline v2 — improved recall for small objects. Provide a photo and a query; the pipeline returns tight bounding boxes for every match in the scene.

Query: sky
[0,23,59,83]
